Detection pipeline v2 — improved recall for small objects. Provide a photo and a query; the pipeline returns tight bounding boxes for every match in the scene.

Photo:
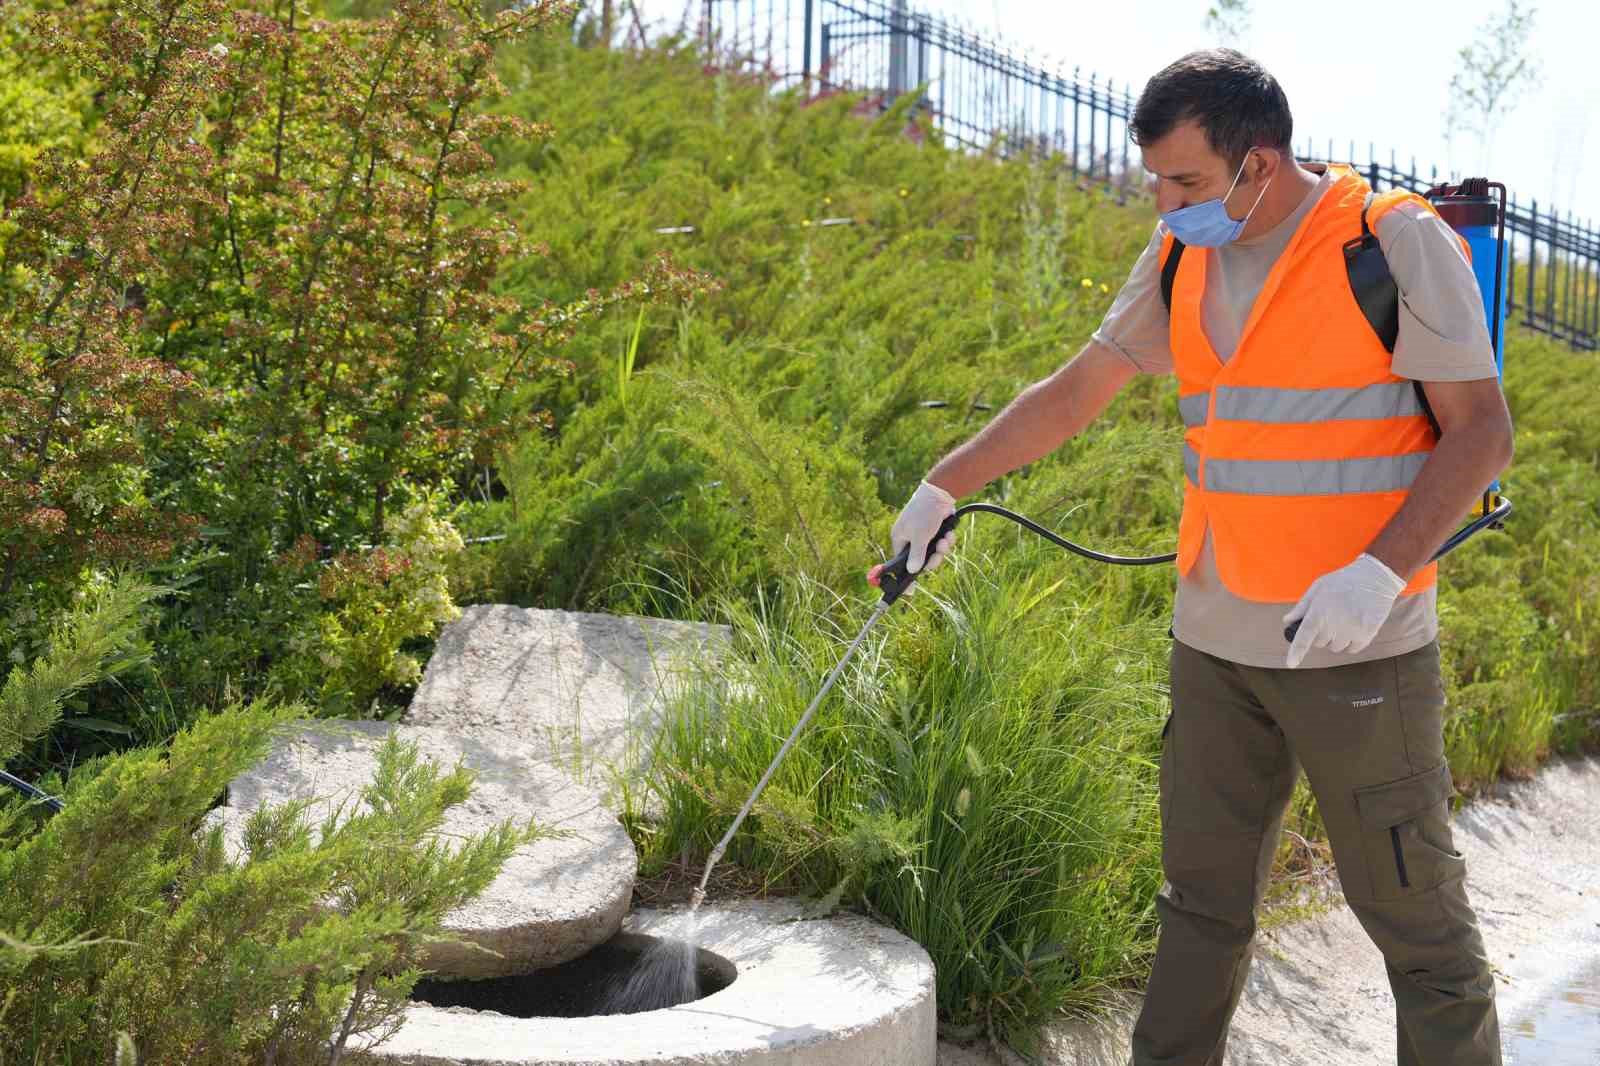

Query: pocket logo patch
[1349,693,1385,708]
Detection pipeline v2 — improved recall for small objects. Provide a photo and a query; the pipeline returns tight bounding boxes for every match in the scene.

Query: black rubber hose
[952,502,1178,566]
[871,502,1176,604]
[869,497,1510,641]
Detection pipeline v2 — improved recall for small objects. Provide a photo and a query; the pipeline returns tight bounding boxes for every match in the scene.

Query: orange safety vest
[1167,164,1462,603]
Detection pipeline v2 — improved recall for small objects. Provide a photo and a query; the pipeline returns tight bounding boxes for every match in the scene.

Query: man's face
[1140,119,1250,216]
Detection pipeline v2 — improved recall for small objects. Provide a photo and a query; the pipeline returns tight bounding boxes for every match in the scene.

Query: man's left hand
[1284,553,1407,669]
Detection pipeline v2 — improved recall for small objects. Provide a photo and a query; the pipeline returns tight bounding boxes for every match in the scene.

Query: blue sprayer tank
[1425,178,1508,504]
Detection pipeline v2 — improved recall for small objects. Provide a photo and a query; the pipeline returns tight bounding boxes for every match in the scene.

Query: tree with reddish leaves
[0,0,719,618]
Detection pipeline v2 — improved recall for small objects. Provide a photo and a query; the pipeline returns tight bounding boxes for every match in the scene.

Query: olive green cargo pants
[1130,638,1500,1066]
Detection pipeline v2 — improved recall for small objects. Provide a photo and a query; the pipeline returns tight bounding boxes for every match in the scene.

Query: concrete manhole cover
[355,898,937,1065]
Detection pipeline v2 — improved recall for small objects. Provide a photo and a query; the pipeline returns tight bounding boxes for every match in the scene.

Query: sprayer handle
[868,513,961,606]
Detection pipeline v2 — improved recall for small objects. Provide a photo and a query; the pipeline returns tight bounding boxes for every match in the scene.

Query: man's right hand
[892,480,958,574]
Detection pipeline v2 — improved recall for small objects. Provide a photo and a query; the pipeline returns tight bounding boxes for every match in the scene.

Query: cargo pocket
[1353,762,1465,901]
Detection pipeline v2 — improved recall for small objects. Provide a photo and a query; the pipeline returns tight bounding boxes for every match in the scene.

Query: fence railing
[699,0,1599,351]
[702,0,1140,189]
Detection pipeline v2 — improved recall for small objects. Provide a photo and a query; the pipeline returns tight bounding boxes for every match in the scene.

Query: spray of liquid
[597,909,703,1014]
[600,601,891,1014]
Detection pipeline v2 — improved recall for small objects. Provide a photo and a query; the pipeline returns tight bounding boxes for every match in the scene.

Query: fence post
[1564,210,1577,337]
[1071,67,1080,175]
[820,21,830,87]
[1104,78,1114,185]
[1590,220,1600,347]
[802,0,814,86]
[1367,161,1379,192]
[1507,192,1518,318]
[1589,219,1600,344]
[1088,72,1097,180]
[1546,207,1558,330]
[1122,85,1131,195]
[888,0,908,102]
[1053,71,1064,158]
[918,17,930,113]
[1527,199,1538,325]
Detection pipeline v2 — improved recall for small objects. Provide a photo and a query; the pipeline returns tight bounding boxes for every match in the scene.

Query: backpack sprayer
[688,175,1515,906]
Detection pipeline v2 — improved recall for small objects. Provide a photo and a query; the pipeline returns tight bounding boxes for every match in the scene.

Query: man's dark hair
[1130,49,1294,168]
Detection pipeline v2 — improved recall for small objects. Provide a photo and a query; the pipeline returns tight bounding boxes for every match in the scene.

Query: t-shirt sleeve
[1090,221,1175,376]
[1376,201,1499,382]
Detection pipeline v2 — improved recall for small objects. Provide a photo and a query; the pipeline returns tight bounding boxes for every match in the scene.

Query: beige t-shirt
[1092,164,1499,668]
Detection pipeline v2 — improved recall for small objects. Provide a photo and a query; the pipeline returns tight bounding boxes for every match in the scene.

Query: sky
[628,0,1600,224]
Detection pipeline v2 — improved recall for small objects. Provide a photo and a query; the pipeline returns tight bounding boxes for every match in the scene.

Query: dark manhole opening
[410,932,738,1017]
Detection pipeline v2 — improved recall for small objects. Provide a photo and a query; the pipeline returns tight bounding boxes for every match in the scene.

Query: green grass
[628,553,1169,1049]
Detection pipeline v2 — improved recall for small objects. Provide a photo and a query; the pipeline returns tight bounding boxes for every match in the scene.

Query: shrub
[265,490,467,719]
[0,569,544,1064]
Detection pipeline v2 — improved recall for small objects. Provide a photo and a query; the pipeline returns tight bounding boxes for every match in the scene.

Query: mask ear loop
[1222,151,1252,200]
[1232,148,1277,226]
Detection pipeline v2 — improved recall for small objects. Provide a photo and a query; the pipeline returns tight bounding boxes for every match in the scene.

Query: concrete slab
[404,605,730,810]
[208,718,637,978]
[357,899,938,1065]
[935,754,1600,1065]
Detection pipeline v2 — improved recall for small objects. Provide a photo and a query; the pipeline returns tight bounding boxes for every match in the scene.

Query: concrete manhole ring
[354,898,938,1065]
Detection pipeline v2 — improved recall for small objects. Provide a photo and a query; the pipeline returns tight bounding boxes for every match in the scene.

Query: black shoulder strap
[1344,191,1400,352]
[1159,236,1185,313]
[1344,190,1440,439]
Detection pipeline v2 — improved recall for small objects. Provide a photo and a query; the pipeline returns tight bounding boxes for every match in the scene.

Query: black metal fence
[699,0,1599,351]
[699,0,1139,186]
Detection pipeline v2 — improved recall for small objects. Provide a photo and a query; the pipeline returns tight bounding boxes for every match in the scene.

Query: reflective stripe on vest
[1213,382,1423,423]
[1205,452,1429,496]
[1180,383,1422,428]
[1183,443,1201,486]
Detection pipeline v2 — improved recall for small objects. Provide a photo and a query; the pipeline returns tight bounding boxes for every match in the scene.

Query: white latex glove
[891,479,958,575]
[1283,553,1407,668]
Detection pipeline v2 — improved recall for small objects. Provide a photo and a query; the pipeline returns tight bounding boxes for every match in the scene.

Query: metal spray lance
[687,514,960,910]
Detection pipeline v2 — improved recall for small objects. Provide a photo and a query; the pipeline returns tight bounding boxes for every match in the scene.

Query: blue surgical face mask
[1160,151,1273,247]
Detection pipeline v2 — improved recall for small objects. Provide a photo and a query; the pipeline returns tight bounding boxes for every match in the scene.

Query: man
[891,49,1512,1066]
